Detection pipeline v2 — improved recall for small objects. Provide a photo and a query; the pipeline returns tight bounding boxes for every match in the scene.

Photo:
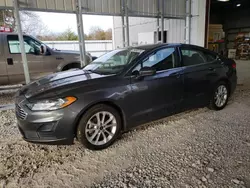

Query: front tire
[209,81,229,110]
[77,104,122,150]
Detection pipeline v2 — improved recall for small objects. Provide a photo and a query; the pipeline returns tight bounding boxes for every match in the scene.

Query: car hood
[19,70,107,99]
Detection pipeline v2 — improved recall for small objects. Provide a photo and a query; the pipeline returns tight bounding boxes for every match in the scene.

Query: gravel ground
[0,93,15,106]
[0,84,20,105]
[0,60,250,188]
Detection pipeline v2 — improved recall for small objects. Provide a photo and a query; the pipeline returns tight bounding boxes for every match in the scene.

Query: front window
[7,35,42,55]
[83,48,144,74]
[133,47,176,73]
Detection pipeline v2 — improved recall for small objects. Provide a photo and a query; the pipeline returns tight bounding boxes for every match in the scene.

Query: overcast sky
[36,12,113,34]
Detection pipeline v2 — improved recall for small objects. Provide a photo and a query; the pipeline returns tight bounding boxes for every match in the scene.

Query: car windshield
[83,48,144,74]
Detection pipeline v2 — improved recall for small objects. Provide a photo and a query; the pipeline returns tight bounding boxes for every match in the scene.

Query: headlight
[26,97,77,111]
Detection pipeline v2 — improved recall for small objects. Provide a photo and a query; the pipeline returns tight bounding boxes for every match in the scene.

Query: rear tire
[77,104,122,150]
[208,81,229,111]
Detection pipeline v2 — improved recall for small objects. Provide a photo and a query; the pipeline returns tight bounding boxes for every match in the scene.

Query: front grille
[16,105,27,120]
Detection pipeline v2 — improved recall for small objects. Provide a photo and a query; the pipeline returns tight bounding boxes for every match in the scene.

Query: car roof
[0,32,17,35]
[130,43,217,54]
[0,33,29,37]
[132,43,181,51]
[130,43,210,51]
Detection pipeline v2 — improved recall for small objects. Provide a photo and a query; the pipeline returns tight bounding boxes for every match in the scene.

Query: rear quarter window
[181,48,207,66]
[203,51,217,62]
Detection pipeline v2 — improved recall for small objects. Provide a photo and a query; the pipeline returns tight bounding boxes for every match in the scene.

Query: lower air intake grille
[16,105,27,120]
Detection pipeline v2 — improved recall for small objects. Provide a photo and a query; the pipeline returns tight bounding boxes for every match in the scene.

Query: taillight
[232,63,236,69]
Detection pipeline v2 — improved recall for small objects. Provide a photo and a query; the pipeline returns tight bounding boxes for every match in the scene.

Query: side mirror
[216,55,222,61]
[40,44,47,55]
[139,67,156,77]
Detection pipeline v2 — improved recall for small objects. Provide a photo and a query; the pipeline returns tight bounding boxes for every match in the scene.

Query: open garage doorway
[206,0,250,59]
[206,0,250,88]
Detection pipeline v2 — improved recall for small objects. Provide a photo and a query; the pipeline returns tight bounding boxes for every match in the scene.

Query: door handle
[173,72,181,78]
[208,67,215,71]
[7,58,13,65]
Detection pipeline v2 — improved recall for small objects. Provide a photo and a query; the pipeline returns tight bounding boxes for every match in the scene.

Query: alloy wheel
[85,111,117,146]
[214,85,228,108]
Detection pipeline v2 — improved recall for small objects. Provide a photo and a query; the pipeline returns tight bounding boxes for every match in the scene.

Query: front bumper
[17,120,73,145]
[15,96,76,145]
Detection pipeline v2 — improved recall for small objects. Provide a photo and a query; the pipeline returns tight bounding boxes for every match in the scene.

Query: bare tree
[105,28,112,40]
[86,26,112,40]
[0,9,49,37]
[20,11,49,36]
[56,28,78,41]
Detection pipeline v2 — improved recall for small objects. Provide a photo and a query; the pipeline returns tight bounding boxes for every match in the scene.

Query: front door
[4,34,50,84]
[127,47,184,126]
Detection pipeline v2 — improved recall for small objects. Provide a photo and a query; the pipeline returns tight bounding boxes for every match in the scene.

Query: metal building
[0,0,207,84]
[113,0,207,48]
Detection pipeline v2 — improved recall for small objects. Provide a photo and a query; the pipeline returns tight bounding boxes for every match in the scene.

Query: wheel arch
[217,78,231,96]
[73,100,126,138]
[59,62,81,71]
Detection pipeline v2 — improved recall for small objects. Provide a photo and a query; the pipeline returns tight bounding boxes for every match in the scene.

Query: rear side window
[203,52,217,62]
[181,48,207,66]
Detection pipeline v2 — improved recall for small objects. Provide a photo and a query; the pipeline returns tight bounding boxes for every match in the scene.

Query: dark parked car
[15,44,237,150]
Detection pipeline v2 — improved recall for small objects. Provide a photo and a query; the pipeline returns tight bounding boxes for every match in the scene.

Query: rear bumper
[230,75,237,96]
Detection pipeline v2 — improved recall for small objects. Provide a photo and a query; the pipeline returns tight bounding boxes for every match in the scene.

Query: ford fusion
[15,44,237,150]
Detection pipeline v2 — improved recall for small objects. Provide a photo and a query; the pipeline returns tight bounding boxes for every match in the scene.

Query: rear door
[179,45,219,106]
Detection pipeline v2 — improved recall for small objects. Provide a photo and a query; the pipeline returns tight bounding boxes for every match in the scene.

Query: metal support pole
[161,0,164,43]
[76,13,84,66]
[204,0,211,48]
[121,15,126,47]
[125,0,130,46]
[121,0,126,47]
[157,0,160,42]
[185,0,191,44]
[13,0,30,84]
[76,0,87,67]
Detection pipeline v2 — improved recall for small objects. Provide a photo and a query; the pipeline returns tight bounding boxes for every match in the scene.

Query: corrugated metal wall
[0,0,76,12]
[127,0,186,18]
[127,0,157,17]
[113,16,186,48]
[167,19,185,43]
[113,0,207,48]
[190,0,206,47]
[163,0,186,17]
[81,0,121,15]
[0,0,186,18]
